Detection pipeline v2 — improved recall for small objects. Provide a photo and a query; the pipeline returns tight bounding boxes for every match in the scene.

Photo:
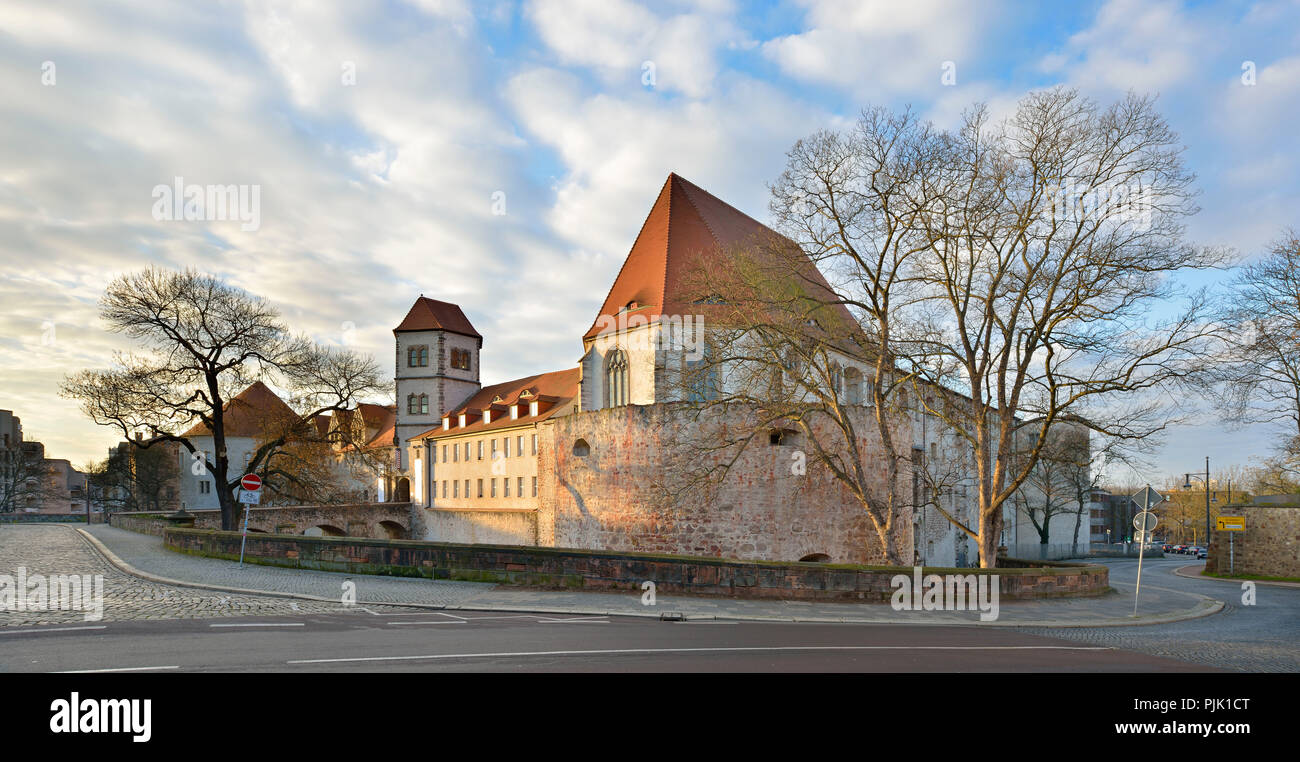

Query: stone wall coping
[423,506,539,514]
[165,527,1107,576]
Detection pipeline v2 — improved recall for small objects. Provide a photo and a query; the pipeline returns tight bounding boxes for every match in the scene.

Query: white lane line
[288,644,1113,665]
[387,621,467,626]
[55,665,180,673]
[534,617,609,624]
[209,622,305,628]
[0,625,108,635]
[383,611,468,620]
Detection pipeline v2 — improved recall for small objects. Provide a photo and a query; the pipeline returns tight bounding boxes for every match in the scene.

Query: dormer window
[620,300,638,313]
[442,417,450,431]
[482,410,491,424]
[458,413,467,427]
[529,400,539,416]
[510,404,519,420]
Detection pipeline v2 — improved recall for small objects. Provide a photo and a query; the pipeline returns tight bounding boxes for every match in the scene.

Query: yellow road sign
[1216,516,1245,531]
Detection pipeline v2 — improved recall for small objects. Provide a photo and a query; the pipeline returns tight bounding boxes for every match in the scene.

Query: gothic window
[407,345,428,367]
[605,348,629,407]
[830,363,843,399]
[407,395,417,414]
[845,367,863,405]
[686,345,719,403]
[450,348,471,370]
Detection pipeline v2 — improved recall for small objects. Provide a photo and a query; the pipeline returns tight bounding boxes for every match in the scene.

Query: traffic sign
[240,473,262,492]
[1216,516,1245,532]
[1130,486,1165,509]
[238,489,261,505]
[1133,511,1158,532]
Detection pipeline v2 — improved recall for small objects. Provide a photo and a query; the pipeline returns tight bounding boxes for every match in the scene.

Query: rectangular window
[453,481,460,498]
[464,479,469,499]
[442,445,447,462]
[476,479,482,498]
[476,441,482,460]
[531,434,537,455]
[419,346,428,366]
[504,479,511,498]
[531,476,537,497]
[199,481,211,494]
[491,439,498,457]
[442,480,447,499]
[420,396,429,414]
[490,479,497,498]
[465,442,471,461]
[504,438,510,458]
[452,445,458,463]
[517,435,524,457]
[518,476,524,498]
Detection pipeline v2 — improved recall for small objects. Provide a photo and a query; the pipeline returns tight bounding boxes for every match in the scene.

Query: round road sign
[240,473,262,492]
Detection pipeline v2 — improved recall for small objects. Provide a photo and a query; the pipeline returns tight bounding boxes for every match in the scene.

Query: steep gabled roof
[181,381,298,439]
[583,173,856,341]
[394,296,481,338]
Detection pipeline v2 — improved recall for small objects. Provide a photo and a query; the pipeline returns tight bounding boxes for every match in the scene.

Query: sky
[0,0,1297,485]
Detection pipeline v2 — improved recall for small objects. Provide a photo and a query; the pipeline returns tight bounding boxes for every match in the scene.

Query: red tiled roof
[181,381,298,438]
[394,296,481,338]
[412,368,579,440]
[583,173,855,340]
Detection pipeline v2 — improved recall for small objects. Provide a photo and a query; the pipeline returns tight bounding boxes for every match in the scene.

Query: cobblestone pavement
[0,525,425,626]
[82,524,493,607]
[1016,558,1300,672]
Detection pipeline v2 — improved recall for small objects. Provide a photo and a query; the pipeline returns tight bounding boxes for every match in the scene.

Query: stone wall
[163,527,1109,601]
[410,505,537,546]
[1207,505,1300,578]
[109,502,412,539]
[0,513,93,524]
[538,403,911,565]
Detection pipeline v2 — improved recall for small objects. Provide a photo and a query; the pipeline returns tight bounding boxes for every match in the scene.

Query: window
[453,481,459,498]
[452,445,458,463]
[517,435,524,456]
[407,345,428,367]
[491,439,498,458]
[504,438,510,458]
[442,480,447,499]
[450,348,471,370]
[518,476,524,498]
[573,438,591,457]
[686,346,719,403]
[199,481,211,494]
[531,434,537,455]
[845,367,863,405]
[531,477,537,497]
[605,348,629,407]
[477,479,483,498]
[490,479,497,498]
[504,479,511,497]
[407,395,418,415]
[464,442,471,461]
[477,441,483,460]
[464,479,469,498]
[442,445,447,462]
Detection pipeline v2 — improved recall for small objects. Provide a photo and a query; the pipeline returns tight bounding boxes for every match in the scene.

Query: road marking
[0,625,108,635]
[288,644,1113,665]
[388,621,467,625]
[209,622,305,628]
[55,665,180,673]
[534,616,609,624]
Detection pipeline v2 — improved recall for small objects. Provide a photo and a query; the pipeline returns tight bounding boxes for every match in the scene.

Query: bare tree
[61,268,384,530]
[676,88,1222,568]
[1217,229,1300,490]
[0,444,62,513]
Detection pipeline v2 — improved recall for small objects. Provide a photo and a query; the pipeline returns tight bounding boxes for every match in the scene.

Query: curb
[1173,564,1300,589]
[69,526,1227,629]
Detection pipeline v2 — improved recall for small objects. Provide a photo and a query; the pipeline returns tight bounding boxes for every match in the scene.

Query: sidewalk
[1173,563,1300,588]
[80,524,1223,628]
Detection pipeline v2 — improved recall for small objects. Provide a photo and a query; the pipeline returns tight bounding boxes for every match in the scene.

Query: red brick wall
[538,403,912,564]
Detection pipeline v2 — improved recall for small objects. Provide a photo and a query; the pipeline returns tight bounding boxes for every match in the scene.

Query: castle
[381,173,1043,566]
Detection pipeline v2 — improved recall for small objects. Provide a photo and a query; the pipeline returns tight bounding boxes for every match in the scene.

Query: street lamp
[1183,456,1211,549]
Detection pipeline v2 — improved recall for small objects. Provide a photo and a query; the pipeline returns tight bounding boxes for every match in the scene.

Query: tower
[393,296,482,459]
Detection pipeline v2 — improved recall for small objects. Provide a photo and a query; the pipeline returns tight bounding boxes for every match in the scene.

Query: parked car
[1196,548,1208,559]
[1162,544,1174,553]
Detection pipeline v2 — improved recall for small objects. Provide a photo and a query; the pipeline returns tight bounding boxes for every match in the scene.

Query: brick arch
[377,520,406,540]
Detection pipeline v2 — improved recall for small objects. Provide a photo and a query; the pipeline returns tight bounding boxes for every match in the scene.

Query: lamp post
[1183,456,1211,549]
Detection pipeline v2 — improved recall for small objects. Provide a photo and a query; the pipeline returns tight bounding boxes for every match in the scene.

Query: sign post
[1216,516,1245,575]
[1130,485,1164,617]
[237,473,262,568]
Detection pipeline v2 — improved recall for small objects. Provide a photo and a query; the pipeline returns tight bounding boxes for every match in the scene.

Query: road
[1,610,1212,672]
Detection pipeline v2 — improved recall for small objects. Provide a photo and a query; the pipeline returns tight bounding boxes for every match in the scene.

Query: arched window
[844,367,863,405]
[686,345,719,403]
[605,348,629,407]
[572,438,591,457]
[830,363,842,399]
[419,394,429,414]
[407,394,418,414]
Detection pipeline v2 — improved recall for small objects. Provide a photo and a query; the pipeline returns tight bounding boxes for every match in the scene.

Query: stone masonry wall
[1207,505,1300,578]
[110,502,412,539]
[537,403,912,565]
[410,505,538,546]
[164,528,1109,601]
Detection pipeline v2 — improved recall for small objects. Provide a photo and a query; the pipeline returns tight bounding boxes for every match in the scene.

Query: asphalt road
[0,609,1213,673]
